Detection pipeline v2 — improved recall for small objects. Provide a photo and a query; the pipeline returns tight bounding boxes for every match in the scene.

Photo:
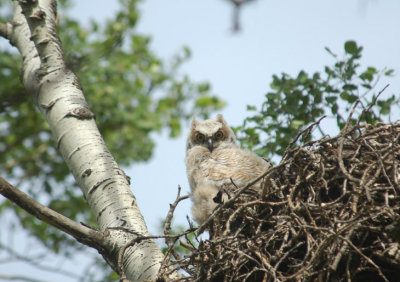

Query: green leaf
[359,67,376,82]
[342,84,357,91]
[340,91,358,103]
[344,40,358,55]
[197,83,210,93]
[324,46,337,58]
[325,96,337,104]
[361,83,372,89]
[385,69,394,76]
[332,103,338,114]
[290,120,305,129]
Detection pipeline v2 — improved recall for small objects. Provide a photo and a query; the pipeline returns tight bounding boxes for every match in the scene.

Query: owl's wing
[203,147,270,188]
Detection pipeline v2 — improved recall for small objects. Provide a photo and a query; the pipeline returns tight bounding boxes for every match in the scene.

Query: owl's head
[186,114,238,152]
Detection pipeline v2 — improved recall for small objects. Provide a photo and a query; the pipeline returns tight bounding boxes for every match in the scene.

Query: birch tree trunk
[0,0,164,280]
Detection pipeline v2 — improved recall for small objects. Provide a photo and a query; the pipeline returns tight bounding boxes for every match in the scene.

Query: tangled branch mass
[161,122,400,282]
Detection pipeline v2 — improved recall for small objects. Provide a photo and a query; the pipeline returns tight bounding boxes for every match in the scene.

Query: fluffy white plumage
[185,114,271,224]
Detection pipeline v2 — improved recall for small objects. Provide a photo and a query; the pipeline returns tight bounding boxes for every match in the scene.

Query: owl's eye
[214,130,224,140]
[195,133,205,143]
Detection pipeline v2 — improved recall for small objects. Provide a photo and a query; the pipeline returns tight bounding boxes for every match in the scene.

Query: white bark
[5,0,164,280]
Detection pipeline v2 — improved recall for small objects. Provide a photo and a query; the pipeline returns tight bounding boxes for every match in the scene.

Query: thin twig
[358,84,390,125]
[197,162,288,234]
[164,186,190,247]
[282,115,327,161]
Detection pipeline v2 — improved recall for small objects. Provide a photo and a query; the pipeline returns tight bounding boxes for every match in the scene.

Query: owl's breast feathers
[185,145,270,189]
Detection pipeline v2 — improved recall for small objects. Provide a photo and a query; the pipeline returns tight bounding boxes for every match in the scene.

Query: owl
[185,114,271,225]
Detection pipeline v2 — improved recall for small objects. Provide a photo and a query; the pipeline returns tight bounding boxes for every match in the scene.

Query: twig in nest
[282,115,327,160]
[197,162,288,234]
[164,186,190,246]
[157,186,190,278]
[336,234,389,282]
[358,83,390,125]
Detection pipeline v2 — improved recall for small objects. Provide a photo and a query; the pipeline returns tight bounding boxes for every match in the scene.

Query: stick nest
[161,122,400,282]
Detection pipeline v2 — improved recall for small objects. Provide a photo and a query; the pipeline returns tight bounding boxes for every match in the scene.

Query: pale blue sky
[2,0,400,281]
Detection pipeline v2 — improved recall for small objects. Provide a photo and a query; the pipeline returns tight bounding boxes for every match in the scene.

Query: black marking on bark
[88,178,112,195]
[37,67,48,78]
[120,218,127,227]
[117,169,131,185]
[65,107,95,120]
[40,100,56,111]
[81,168,92,178]
[97,206,107,219]
[29,35,35,41]
[125,175,131,185]
[56,133,65,150]
[28,9,45,21]
[72,77,82,91]
[50,0,58,16]
[80,221,97,230]
[38,38,50,46]
[102,180,116,191]
[42,54,51,63]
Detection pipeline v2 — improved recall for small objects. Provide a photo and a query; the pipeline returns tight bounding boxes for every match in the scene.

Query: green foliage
[0,0,223,279]
[235,40,398,159]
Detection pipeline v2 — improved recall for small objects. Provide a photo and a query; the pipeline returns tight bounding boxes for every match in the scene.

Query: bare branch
[0,21,15,42]
[164,186,190,243]
[0,177,104,249]
[0,22,8,39]
[358,83,390,124]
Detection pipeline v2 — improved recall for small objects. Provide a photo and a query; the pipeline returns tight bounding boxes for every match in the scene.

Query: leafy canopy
[235,40,397,159]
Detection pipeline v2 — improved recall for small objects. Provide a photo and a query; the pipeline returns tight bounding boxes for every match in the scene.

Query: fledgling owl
[185,114,271,224]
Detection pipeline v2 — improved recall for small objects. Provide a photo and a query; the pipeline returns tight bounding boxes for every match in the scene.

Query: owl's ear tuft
[216,114,226,125]
[191,115,198,127]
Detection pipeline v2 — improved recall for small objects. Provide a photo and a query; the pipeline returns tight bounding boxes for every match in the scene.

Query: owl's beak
[207,138,214,152]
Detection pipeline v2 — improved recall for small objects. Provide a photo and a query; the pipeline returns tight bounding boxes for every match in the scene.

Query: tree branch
[0,21,14,42]
[164,186,190,243]
[0,177,104,249]
[17,0,64,74]
[0,22,8,39]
